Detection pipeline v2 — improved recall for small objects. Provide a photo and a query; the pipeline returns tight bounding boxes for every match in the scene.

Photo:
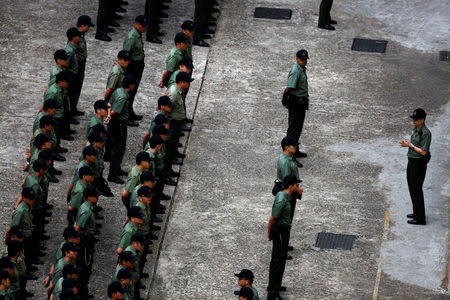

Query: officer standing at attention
[181,20,195,61]
[283,49,309,168]
[318,0,337,30]
[193,0,215,47]
[65,28,81,125]
[266,175,301,300]
[158,32,189,88]
[47,50,68,89]
[104,50,131,102]
[123,15,147,125]
[95,0,113,42]
[106,75,136,184]
[399,108,431,225]
[145,0,164,44]
[73,15,95,117]
[234,269,259,300]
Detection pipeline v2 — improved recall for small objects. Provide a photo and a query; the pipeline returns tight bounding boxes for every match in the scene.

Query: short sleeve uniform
[408,125,432,159]
[271,191,292,226]
[110,88,130,122]
[166,84,185,121]
[287,63,308,98]
[106,64,125,92]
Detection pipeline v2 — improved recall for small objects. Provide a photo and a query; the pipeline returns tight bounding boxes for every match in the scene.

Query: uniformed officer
[123,16,147,124]
[107,281,126,300]
[158,32,189,88]
[111,269,132,300]
[105,50,131,102]
[117,207,144,255]
[47,50,68,89]
[68,167,95,225]
[65,28,81,123]
[283,49,310,167]
[136,186,154,238]
[0,270,10,299]
[399,108,431,225]
[181,20,195,60]
[51,243,79,289]
[122,152,152,208]
[234,269,260,300]
[145,0,163,44]
[125,233,150,279]
[238,287,254,300]
[52,269,80,300]
[266,175,301,300]
[95,0,114,42]
[112,254,136,299]
[106,75,136,184]
[4,240,24,299]
[129,171,155,208]
[44,70,73,143]
[318,0,337,30]
[193,0,212,47]
[86,100,109,139]
[67,145,97,201]
[142,96,173,150]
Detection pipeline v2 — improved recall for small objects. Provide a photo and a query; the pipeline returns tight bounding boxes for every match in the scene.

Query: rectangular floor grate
[439,51,450,61]
[315,232,356,250]
[254,7,292,20]
[351,38,388,53]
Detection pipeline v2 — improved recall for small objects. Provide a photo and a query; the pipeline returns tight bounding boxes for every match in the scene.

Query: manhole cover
[254,7,292,20]
[314,232,356,250]
[351,38,388,53]
[439,51,450,61]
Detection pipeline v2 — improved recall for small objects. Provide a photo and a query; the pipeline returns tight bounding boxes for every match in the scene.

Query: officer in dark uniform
[266,175,301,300]
[399,108,431,225]
[283,49,309,168]
[145,0,164,44]
[318,0,337,30]
[95,0,113,42]
[193,0,213,47]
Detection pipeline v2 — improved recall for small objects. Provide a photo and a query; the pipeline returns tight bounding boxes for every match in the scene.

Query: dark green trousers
[72,59,86,113]
[287,107,305,143]
[267,224,290,299]
[318,0,333,26]
[106,119,127,177]
[193,0,210,42]
[407,157,427,221]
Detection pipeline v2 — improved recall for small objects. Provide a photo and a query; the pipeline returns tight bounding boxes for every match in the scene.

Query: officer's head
[152,124,169,140]
[0,257,15,277]
[88,131,107,150]
[174,32,189,50]
[56,70,72,88]
[137,186,153,206]
[134,15,148,33]
[39,114,55,131]
[127,207,144,226]
[0,270,10,290]
[38,150,53,166]
[139,171,155,189]
[108,281,125,299]
[136,151,152,170]
[82,145,98,163]
[7,240,22,258]
[32,159,48,175]
[92,123,107,137]
[63,225,82,245]
[117,50,132,69]
[175,71,194,90]
[8,226,24,242]
[62,242,80,260]
[282,174,302,190]
[79,166,95,184]
[410,108,426,127]
[43,98,59,116]
[77,15,95,32]
[149,135,164,150]
[83,185,101,205]
[155,113,171,130]
[61,277,78,296]
[181,20,195,37]
[59,288,77,300]
[281,136,299,154]
[66,27,81,43]
[34,133,52,150]
[119,251,137,268]
[54,49,68,67]
[122,74,136,91]
[234,269,254,287]
[62,263,80,280]
[179,56,194,73]
[93,99,109,117]
[131,233,149,253]
[116,268,132,287]
[296,49,308,66]
[157,96,173,113]
[238,287,254,300]
[21,187,37,206]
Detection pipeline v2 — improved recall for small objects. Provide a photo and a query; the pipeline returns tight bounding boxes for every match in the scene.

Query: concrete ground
[0,0,449,299]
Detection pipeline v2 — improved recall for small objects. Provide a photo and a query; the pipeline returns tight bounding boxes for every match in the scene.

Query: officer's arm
[117,247,124,255]
[159,70,172,87]
[122,190,130,201]
[14,196,22,209]
[283,87,292,95]
[104,88,114,101]
[267,216,276,241]
[66,184,74,202]
[142,131,150,150]
[404,139,428,156]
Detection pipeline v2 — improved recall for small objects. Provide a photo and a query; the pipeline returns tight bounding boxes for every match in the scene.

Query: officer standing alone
[399,108,431,225]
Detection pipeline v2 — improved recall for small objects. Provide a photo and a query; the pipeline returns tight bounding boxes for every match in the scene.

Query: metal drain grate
[439,51,450,61]
[254,7,292,20]
[351,38,388,53]
[314,232,356,250]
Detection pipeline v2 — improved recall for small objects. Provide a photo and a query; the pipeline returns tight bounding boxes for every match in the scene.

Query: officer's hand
[267,231,272,241]
[42,276,50,287]
[399,139,409,147]
[104,116,111,125]
[158,80,164,88]
[297,187,304,194]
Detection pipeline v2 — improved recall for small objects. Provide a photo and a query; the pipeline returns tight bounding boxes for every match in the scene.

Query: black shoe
[406,214,415,218]
[73,110,85,116]
[180,132,185,137]
[147,36,162,44]
[96,223,103,228]
[127,120,139,127]
[213,0,219,5]
[139,283,146,289]
[155,31,165,37]
[69,129,77,135]
[37,251,46,257]
[48,175,59,183]
[204,28,215,34]
[184,118,194,124]
[165,178,177,186]
[330,19,337,24]
[102,190,114,197]
[285,255,293,260]
[141,273,149,279]
[163,0,171,2]
[118,169,128,176]
[49,167,62,175]
[169,170,180,177]
[207,22,217,27]
[194,40,210,47]
[158,204,166,210]
[278,286,287,292]
[87,294,94,299]
[318,24,335,30]
[24,291,34,297]
[54,154,66,162]
[202,34,212,39]
[148,233,158,240]
[32,258,43,265]
[26,273,38,280]
[407,219,426,225]
[116,6,126,13]
[208,16,217,22]
[113,14,123,20]
[45,211,52,217]
[40,234,50,240]
[108,21,120,27]
[172,159,183,165]
[156,209,165,215]
[70,117,79,125]
[95,213,104,220]
[108,176,125,184]
[95,205,103,212]
[287,245,294,251]
[211,8,220,13]
[94,229,100,235]
[159,12,168,18]
[151,225,161,231]
[105,26,116,33]
[177,143,183,148]
[120,0,128,5]
[176,152,186,158]
[294,159,303,168]
[161,4,170,9]
[56,146,68,153]
[151,217,163,223]
[160,193,171,200]
[45,204,54,210]
[129,114,143,121]
[45,219,50,224]
[62,135,75,141]
[181,125,191,132]
[296,151,307,158]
